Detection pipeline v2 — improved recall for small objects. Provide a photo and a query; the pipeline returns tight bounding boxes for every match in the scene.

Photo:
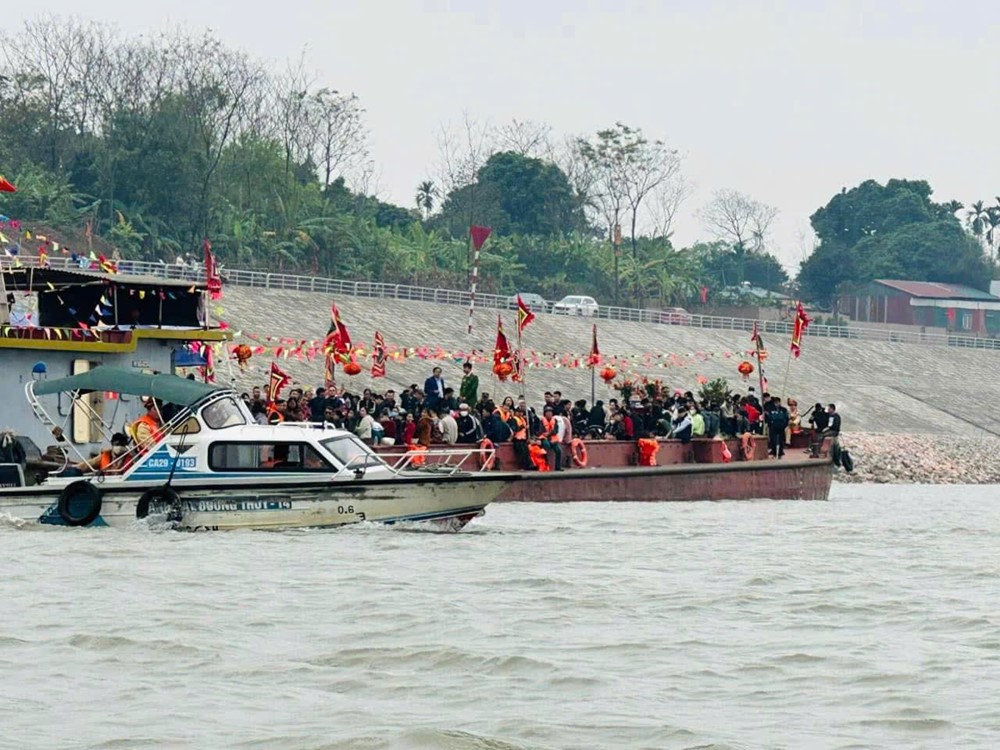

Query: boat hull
[0,472,512,530]
[495,457,833,502]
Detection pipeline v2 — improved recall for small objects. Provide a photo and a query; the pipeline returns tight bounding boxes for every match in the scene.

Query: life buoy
[741,433,755,461]
[136,486,182,521]
[571,438,588,467]
[478,438,496,470]
[57,480,103,526]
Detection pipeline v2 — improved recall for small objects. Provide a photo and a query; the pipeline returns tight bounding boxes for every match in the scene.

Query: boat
[0,367,516,530]
[376,435,834,502]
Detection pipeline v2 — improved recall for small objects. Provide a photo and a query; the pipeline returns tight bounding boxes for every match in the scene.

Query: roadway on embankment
[215,286,1000,436]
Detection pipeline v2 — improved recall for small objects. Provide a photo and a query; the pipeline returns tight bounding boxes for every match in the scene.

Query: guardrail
[8,256,1000,351]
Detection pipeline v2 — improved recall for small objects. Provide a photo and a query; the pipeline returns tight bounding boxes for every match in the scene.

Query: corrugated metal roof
[874,279,1000,301]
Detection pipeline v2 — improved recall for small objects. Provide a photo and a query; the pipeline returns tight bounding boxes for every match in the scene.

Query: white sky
[10,0,1000,273]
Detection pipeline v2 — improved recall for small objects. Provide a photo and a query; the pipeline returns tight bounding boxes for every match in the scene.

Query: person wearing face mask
[76,432,131,474]
[456,403,482,444]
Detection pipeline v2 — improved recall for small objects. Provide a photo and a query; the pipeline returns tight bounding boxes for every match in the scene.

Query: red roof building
[839,279,1000,335]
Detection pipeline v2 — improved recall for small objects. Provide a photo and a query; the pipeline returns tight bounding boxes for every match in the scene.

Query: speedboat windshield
[200,396,247,429]
[320,435,388,469]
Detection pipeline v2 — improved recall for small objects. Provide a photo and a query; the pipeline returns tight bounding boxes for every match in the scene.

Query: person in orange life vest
[540,406,563,471]
[528,440,550,472]
[75,432,130,473]
[510,405,532,470]
[132,398,163,447]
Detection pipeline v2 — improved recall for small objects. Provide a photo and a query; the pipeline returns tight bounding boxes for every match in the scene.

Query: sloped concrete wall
[215,286,1000,436]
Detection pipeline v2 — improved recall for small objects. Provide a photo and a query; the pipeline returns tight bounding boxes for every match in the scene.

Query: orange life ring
[407,443,427,467]
[478,438,496,470]
[741,433,754,461]
[571,438,588,467]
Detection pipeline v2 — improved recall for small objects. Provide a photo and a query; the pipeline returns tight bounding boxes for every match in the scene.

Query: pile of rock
[834,432,1000,484]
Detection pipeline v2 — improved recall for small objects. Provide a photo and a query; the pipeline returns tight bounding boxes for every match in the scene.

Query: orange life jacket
[528,443,550,472]
[540,416,557,438]
[132,414,162,446]
[512,415,527,441]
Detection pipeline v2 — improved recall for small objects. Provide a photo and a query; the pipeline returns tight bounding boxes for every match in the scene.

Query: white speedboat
[0,368,514,531]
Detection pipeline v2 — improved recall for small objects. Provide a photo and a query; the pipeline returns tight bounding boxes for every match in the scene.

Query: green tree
[799,179,990,306]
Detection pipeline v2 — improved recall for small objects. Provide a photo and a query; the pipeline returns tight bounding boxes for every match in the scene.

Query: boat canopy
[34,366,225,406]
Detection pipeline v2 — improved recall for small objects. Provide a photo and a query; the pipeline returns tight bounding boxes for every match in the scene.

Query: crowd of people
[247,362,842,470]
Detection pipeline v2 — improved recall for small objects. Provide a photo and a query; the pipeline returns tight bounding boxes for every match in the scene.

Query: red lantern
[343,361,362,376]
[737,360,754,380]
[600,366,617,383]
[233,344,253,369]
[493,361,513,381]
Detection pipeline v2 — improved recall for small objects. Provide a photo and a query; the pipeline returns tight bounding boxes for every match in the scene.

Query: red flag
[516,294,536,332]
[790,302,812,358]
[470,225,492,251]
[323,303,352,364]
[203,239,222,300]
[0,175,16,193]
[494,315,513,380]
[587,323,601,366]
[267,362,290,403]
[371,330,386,378]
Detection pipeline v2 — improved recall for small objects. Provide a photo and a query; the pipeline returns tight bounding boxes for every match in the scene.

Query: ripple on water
[0,484,998,749]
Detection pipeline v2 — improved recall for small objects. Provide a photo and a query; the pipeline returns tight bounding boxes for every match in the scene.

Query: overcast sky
[11,0,1000,272]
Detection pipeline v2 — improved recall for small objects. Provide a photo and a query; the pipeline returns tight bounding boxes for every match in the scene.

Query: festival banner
[323,303,352,364]
[203,238,222,300]
[371,330,386,378]
[0,175,16,193]
[790,302,812,358]
[267,362,291,403]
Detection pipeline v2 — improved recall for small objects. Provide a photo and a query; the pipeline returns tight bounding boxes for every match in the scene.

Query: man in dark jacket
[764,397,790,457]
[456,403,482,444]
[423,367,445,411]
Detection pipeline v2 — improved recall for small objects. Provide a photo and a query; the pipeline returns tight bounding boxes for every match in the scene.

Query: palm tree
[966,200,990,244]
[415,180,438,221]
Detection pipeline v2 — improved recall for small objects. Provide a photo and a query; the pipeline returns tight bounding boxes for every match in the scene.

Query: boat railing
[389,446,486,474]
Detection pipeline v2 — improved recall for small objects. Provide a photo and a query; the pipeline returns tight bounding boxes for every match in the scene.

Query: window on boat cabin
[208,441,332,471]
[201,397,246,429]
[169,416,201,435]
[71,359,105,444]
[320,435,386,469]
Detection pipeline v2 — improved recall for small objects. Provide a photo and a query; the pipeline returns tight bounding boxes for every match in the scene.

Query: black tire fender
[57,480,103,527]
[136,486,182,519]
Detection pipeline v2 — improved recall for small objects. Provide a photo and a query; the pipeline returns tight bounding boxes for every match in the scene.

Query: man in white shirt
[438,408,458,444]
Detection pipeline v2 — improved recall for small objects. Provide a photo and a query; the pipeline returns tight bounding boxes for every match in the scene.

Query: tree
[798,179,990,306]
[415,180,437,220]
[698,189,777,285]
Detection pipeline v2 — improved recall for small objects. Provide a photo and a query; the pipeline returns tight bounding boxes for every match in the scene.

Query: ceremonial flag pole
[588,324,600,405]
[515,294,536,405]
[783,301,812,398]
[467,226,492,337]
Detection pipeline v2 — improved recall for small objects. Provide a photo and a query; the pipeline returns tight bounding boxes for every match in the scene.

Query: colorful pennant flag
[323,302,352,364]
[494,315,513,380]
[516,294,536,333]
[0,176,16,193]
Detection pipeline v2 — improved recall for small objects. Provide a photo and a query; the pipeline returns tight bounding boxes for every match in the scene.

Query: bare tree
[435,112,496,194]
[494,118,553,159]
[307,88,367,189]
[647,175,692,240]
[699,188,778,284]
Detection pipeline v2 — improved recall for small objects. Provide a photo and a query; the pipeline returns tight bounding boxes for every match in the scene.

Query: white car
[505,292,548,312]
[552,295,599,316]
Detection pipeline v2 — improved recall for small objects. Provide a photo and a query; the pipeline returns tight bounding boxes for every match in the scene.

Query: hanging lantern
[233,344,253,369]
[343,361,362,376]
[493,361,514,381]
[737,360,755,380]
[600,366,617,383]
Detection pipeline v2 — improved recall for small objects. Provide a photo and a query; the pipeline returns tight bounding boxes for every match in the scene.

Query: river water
[1,484,998,750]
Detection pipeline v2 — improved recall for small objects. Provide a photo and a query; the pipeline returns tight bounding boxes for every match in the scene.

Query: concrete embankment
[215,285,1000,440]
[836,433,1000,484]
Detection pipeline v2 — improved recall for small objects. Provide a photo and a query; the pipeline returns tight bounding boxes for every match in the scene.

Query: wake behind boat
[0,367,515,531]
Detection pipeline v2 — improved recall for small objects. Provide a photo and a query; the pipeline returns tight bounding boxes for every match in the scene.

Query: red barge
[377,435,834,503]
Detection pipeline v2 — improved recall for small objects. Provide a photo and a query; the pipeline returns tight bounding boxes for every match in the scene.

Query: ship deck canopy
[34,366,226,405]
